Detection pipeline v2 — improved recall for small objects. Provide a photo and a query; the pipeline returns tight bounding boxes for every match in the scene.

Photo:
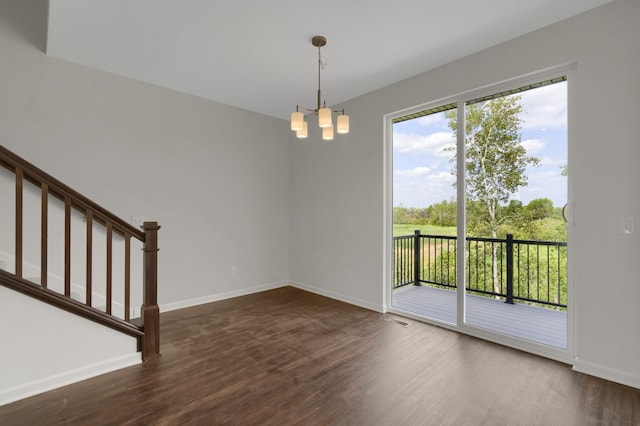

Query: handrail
[0,269,144,341]
[393,231,567,308]
[0,145,159,359]
[0,146,144,241]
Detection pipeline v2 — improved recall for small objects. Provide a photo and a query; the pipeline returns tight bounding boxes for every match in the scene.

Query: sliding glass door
[389,73,569,352]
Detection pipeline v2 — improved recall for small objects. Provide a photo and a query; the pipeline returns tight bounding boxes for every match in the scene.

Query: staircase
[0,145,159,360]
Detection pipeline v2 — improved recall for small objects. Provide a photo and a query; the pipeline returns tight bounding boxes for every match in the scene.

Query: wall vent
[383,317,411,327]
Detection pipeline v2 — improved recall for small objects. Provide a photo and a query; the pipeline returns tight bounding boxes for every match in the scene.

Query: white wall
[290,0,640,388]
[1,0,638,400]
[0,1,290,306]
[0,286,140,406]
[0,0,290,402]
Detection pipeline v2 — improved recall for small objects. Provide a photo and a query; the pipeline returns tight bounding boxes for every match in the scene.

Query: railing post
[142,221,161,360]
[414,230,421,286]
[505,233,514,304]
[15,167,23,279]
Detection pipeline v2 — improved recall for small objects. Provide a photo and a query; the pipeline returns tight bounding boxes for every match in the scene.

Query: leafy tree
[446,95,540,294]
[446,96,540,236]
[393,206,410,224]
[429,199,457,227]
[526,198,554,221]
[505,198,566,241]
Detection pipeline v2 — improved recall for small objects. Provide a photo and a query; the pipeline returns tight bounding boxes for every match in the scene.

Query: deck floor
[392,285,567,349]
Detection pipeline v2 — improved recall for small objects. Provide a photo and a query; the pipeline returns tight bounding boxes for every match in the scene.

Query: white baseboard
[289,280,385,313]
[573,357,640,389]
[0,353,141,407]
[160,281,290,313]
[159,281,386,314]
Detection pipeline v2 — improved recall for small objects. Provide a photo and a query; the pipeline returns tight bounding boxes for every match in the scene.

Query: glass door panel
[462,81,568,349]
[392,106,458,324]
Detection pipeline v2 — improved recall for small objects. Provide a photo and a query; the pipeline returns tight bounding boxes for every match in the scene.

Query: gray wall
[290,0,640,387]
[0,1,291,308]
[0,286,139,405]
[0,0,290,402]
[1,0,638,396]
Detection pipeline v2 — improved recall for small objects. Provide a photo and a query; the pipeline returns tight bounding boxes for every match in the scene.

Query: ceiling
[46,0,613,121]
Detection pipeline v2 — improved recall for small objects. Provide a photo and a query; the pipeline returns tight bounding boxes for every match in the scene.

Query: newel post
[142,221,161,360]
[414,230,421,286]
[505,233,514,304]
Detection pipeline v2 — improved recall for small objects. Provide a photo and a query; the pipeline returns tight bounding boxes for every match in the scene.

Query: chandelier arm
[297,105,318,113]
[298,106,345,115]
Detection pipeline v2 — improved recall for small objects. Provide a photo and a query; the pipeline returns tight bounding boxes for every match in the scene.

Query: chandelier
[290,36,349,140]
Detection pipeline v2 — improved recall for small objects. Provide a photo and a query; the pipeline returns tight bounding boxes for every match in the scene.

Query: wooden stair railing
[0,145,160,360]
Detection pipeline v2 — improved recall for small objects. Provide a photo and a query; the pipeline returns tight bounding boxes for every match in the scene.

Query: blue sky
[393,81,567,208]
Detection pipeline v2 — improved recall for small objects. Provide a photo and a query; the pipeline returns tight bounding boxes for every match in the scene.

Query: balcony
[392,231,567,349]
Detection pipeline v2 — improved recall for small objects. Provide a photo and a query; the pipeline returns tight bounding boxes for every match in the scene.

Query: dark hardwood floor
[1,286,639,425]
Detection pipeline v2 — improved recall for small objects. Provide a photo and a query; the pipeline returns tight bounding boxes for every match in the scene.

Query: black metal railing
[393,231,567,308]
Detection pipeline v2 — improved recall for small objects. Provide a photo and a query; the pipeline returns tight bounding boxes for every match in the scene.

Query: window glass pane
[463,80,568,349]
[392,105,458,324]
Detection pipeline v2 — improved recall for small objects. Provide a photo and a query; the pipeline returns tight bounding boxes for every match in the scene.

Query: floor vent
[383,317,411,327]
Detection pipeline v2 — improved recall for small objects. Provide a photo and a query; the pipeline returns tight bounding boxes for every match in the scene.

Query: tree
[526,198,554,221]
[561,164,568,177]
[446,95,540,295]
[446,96,540,237]
[393,206,410,224]
[429,199,457,227]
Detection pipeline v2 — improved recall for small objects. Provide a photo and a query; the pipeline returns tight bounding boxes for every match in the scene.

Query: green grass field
[393,224,457,237]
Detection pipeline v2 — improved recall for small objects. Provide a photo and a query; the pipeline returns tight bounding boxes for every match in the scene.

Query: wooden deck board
[392,285,567,349]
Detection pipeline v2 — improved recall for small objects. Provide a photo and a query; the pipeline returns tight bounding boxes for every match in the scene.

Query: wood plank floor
[392,285,567,348]
[1,286,638,425]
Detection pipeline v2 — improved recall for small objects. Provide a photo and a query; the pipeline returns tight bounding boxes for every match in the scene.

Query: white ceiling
[46,0,613,121]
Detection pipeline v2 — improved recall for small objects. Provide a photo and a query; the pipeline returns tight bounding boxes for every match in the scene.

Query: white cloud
[527,169,565,182]
[521,138,546,153]
[416,113,447,128]
[396,166,431,177]
[393,175,456,207]
[393,168,456,207]
[519,167,567,203]
[518,82,567,130]
[393,131,455,155]
[538,156,567,167]
[430,171,456,184]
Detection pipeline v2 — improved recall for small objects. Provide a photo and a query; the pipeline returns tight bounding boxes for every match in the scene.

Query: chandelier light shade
[291,35,350,141]
[322,125,334,141]
[296,120,308,139]
[318,107,332,128]
[337,114,349,134]
[290,111,304,131]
